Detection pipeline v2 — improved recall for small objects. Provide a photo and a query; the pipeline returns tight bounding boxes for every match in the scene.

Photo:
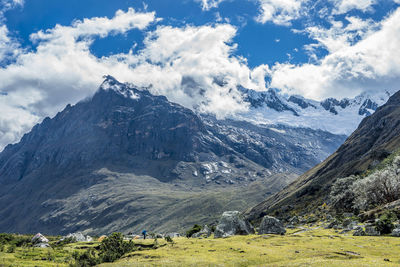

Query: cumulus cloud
[255,0,307,26]
[0,8,157,150]
[330,0,376,15]
[268,8,400,99]
[195,0,226,10]
[0,7,269,150]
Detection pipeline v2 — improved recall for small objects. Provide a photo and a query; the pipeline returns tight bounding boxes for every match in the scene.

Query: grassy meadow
[1,227,400,267]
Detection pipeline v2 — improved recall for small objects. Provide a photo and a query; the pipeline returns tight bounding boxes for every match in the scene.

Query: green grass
[101,228,400,267]
[1,228,400,266]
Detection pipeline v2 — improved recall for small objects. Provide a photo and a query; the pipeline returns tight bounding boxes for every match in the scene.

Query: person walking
[142,230,147,239]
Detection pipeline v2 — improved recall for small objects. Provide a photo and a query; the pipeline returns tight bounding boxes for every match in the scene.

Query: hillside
[246,90,400,222]
[0,76,345,235]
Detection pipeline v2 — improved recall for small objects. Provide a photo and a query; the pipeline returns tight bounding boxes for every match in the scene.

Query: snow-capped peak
[100,75,140,100]
[236,87,396,135]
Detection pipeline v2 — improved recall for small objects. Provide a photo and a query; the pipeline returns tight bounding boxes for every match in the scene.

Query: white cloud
[330,0,376,15]
[255,0,307,26]
[0,8,269,150]
[301,16,378,55]
[196,0,226,11]
[268,8,400,100]
[0,0,23,18]
[0,8,157,150]
[0,25,21,63]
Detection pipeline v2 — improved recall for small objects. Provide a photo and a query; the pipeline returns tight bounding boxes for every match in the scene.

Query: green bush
[98,233,135,262]
[376,211,397,234]
[165,236,173,243]
[6,244,16,253]
[186,224,202,238]
[71,249,99,267]
[0,233,31,247]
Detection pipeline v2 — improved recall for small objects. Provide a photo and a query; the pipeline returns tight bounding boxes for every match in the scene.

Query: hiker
[142,230,147,239]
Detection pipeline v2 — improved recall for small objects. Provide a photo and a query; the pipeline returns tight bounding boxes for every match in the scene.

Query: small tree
[99,233,135,263]
[330,175,358,212]
[186,224,202,238]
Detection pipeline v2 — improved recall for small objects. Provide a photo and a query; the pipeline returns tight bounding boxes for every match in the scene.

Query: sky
[0,0,400,150]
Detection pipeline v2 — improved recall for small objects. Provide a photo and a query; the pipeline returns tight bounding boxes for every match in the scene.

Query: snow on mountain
[236,88,394,135]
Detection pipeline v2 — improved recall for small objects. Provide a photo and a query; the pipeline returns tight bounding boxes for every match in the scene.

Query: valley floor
[2,227,400,266]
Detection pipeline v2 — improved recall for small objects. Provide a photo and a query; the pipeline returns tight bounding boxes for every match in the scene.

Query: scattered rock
[98,235,107,242]
[258,216,286,235]
[353,227,366,236]
[339,229,351,234]
[391,227,400,237]
[193,225,212,238]
[288,216,300,225]
[31,233,49,244]
[165,233,181,238]
[326,220,339,229]
[365,226,380,236]
[62,232,93,242]
[214,211,255,238]
[326,214,333,221]
[34,242,50,248]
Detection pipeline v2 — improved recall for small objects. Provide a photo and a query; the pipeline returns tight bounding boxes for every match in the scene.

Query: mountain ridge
[245,89,400,222]
[0,76,346,235]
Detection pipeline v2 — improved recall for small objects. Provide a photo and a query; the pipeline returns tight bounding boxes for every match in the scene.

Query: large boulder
[32,233,49,244]
[214,211,255,238]
[258,216,286,235]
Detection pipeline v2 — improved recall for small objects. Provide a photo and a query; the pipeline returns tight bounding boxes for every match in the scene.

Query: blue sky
[0,0,400,149]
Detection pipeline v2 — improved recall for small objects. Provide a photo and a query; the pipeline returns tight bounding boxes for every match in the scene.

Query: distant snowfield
[235,90,394,136]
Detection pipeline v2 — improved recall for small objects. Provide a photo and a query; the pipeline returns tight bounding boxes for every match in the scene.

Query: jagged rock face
[0,76,346,235]
[214,211,255,238]
[239,87,298,115]
[246,90,400,222]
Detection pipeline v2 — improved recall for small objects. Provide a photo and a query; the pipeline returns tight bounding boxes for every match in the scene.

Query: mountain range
[238,86,392,135]
[0,76,348,235]
[246,89,400,222]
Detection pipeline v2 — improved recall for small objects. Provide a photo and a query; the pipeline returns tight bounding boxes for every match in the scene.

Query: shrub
[98,233,135,263]
[186,224,202,238]
[165,236,173,243]
[330,156,400,212]
[0,233,31,247]
[353,160,400,210]
[71,249,99,267]
[376,211,397,234]
[6,244,16,253]
[330,175,358,212]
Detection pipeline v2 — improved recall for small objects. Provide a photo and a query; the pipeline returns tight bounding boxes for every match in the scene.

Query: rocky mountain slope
[0,76,346,235]
[246,89,400,222]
